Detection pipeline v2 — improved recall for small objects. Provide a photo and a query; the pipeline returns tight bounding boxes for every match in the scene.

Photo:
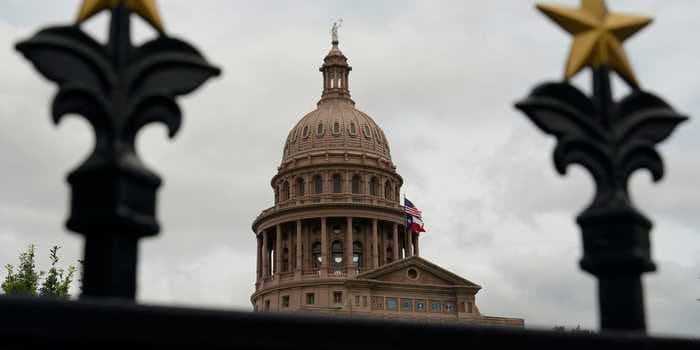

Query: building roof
[352,255,483,291]
[281,40,392,164]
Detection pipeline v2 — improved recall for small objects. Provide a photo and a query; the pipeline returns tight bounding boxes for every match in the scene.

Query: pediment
[354,256,481,288]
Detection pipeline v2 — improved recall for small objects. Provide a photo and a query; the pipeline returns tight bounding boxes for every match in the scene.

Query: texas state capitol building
[251,36,523,327]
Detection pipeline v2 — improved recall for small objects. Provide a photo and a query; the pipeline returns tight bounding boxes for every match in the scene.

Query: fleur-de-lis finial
[516,0,687,332]
[16,0,220,299]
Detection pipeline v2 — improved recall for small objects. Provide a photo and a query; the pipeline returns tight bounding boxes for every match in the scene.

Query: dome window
[353,242,363,269]
[295,178,305,197]
[351,175,361,194]
[332,174,342,193]
[362,125,372,139]
[313,175,323,194]
[369,177,379,196]
[376,130,383,144]
[316,122,325,137]
[312,242,322,269]
[332,121,342,136]
[302,126,310,139]
[332,241,343,272]
[348,122,357,136]
[281,181,290,201]
[290,128,298,143]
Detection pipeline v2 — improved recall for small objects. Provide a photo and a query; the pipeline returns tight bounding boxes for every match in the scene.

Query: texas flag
[404,198,426,233]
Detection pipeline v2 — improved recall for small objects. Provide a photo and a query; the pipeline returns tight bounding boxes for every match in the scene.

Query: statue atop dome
[331,19,343,43]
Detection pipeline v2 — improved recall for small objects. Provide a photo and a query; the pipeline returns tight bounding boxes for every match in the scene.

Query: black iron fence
[1,1,698,348]
[1,296,699,349]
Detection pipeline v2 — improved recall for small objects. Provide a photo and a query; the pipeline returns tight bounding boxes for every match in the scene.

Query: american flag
[404,198,426,233]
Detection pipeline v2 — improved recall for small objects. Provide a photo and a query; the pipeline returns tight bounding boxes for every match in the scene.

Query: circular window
[302,126,309,139]
[407,268,419,280]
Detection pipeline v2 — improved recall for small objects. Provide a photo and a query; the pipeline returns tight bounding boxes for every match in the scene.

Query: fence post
[15,1,220,299]
[515,1,688,332]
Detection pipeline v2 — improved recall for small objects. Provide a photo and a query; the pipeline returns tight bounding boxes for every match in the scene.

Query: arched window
[312,242,322,269]
[282,181,290,201]
[369,177,379,196]
[313,175,323,194]
[283,248,289,272]
[351,175,361,194]
[348,122,357,136]
[384,181,392,199]
[295,178,305,197]
[332,174,342,193]
[332,241,343,272]
[333,121,341,135]
[362,125,372,139]
[353,242,363,270]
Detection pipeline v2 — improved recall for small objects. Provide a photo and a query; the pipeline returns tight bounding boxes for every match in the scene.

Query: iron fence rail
[0,296,697,349]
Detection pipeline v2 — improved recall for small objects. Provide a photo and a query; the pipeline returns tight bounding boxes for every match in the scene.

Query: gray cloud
[0,0,698,338]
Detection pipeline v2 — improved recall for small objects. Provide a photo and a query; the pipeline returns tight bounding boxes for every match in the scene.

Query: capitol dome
[282,42,392,164]
[283,101,392,163]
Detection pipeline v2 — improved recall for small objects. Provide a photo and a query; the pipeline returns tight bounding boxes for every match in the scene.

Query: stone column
[256,233,262,280]
[364,223,370,269]
[372,219,379,268]
[275,224,283,278]
[321,217,328,277]
[392,223,399,261]
[407,230,414,257]
[296,220,303,274]
[414,232,420,257]
[262,230,269,278]
[345,217,354,275]
[287,227,293,273]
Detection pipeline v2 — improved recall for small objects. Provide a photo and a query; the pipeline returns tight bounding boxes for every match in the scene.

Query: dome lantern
[319,31,354,106]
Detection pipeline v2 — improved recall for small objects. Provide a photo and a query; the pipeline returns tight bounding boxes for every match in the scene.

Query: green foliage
[2,245,41,296]
[2,245,76,298]
[39,246,76,298]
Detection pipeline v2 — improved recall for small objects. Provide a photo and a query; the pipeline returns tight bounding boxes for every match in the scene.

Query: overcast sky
[0,0,698,337]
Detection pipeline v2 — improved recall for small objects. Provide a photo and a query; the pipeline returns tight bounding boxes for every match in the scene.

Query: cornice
[251,279,346,300]
[252,202,405,233]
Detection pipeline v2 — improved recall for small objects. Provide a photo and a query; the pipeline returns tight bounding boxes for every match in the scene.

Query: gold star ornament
[77,0,164,32]
[537,0,652,86]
